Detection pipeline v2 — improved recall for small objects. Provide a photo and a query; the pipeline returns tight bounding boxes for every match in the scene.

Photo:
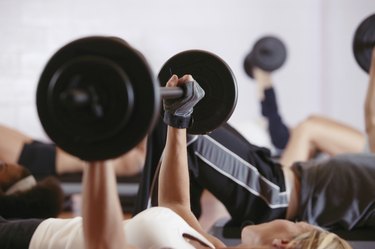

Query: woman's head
[284,229,352,249]
[240,219,352,249]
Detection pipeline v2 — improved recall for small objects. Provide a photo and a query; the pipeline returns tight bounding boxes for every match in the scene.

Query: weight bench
[58,172,141,213]
[208,218,375,249]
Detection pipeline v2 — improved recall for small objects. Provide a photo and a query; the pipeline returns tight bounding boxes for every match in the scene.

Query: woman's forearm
[158,127,190,208]
[82,161,127,249]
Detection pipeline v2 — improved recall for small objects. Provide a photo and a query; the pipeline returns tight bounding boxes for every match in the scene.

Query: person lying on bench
[0,74,351,249]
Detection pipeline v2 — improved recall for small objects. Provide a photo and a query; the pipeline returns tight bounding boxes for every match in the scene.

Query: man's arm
[365,47,375,152]
[56,137,147,177]
[82,162,128,249]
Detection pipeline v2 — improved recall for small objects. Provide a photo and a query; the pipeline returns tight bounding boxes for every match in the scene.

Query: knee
[292,117,312,136]
[293,115,321,135]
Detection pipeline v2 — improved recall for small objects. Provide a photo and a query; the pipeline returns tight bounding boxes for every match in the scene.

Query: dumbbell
[353,13,375,74]
[36,36,238,161]
[243,36,287,78]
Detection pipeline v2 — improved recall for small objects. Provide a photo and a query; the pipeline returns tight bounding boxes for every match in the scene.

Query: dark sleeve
[0,216,42,249]
[261,87,290,150]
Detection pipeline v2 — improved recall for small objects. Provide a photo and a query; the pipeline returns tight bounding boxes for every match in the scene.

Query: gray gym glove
[163,80,205,128]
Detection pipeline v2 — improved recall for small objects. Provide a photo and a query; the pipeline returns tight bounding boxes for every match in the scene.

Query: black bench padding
[58,172,142,213]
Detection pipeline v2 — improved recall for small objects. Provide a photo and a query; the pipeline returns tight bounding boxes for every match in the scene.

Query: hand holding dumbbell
[163,74,205,129]
[243,36,287,79]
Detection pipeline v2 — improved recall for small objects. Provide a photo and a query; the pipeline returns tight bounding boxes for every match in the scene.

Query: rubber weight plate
[353,13,375,74]
[158,50,238,134]
[244,36,287,78]
[37,36,159,161]
[252,36,287,72]
[243,51,256,78]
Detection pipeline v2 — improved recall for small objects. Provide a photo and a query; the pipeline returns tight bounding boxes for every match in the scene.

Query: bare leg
[55,148,87,175]
[55,137,147,176]
[108,137,147,176]
[0,125,32,163]
[280,115,365,167]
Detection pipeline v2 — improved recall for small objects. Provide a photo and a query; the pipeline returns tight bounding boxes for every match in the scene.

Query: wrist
[163,112,192,129]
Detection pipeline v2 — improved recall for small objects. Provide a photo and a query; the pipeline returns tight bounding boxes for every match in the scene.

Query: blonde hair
[286,230,352,249]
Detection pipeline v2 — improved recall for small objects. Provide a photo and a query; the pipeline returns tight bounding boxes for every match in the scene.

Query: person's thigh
[0,125,32,163]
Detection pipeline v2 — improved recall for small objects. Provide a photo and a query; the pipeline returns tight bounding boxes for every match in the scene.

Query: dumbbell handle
[59,88,103,118]
[159,86,185,99]
[61,86,185,109]
[361,42,375,48]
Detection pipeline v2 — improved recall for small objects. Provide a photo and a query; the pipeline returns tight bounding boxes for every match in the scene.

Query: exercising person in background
[277,45,375,165]
[245,35,366,158]
[0,124,147,178]
[253,66,366,163]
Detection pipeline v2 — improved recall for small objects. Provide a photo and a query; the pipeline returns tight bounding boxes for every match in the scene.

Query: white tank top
[29,207,215,249]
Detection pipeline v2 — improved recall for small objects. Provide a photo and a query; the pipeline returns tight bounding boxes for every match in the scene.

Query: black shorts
[188,123,288,226]
[293,153,375,230]
[18,140,57,179]
[0,216,42,249]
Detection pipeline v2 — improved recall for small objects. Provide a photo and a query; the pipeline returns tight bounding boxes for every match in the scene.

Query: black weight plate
[37,36,159,161]
[252,36,287,72]
[353,13,375,74]
[158,50,238,134]
[243,51,255,78]
[47,56,134,142]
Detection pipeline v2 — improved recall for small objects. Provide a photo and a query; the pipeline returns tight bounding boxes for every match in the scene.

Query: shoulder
[30,217,84,249]
[125,207,215,249]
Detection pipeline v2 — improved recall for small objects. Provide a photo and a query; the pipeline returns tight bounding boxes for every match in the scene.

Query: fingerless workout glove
[163,80,205,128]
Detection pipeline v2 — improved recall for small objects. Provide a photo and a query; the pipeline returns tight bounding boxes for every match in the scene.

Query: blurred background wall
[0,0,373,145]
